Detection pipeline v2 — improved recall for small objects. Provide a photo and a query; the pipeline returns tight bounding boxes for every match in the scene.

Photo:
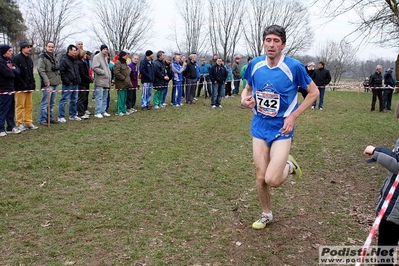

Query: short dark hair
[262,25,286,44]
[67,44,77,52]
[319,61,325,67]
[156,50,164,59]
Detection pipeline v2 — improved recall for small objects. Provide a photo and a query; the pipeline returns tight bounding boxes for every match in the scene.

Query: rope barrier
[355,173,399,266]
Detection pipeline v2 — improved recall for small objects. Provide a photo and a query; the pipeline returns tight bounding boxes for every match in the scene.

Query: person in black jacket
[370,65,384,112]
[183,54,198,104]
[77,50,92,119]
[383,67,396,111]
[162,55,173,106]
[139,50,155,110]
[311,61,331,110]
[58,44,81,123]
[0,44,21,136]
[209,57,227,108]
[13,41,37,130]
[153,51,169,109]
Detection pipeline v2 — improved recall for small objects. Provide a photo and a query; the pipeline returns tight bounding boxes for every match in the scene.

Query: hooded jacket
[114,58,132,90]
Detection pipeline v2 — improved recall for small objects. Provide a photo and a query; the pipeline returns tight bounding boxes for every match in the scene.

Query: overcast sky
[77,0,398,61]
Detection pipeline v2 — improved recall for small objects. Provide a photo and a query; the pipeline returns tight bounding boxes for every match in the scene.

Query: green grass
[0,86,398,265]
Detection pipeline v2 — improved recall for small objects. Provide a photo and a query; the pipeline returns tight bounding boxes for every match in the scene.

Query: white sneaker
[154,106,160,110]
[311,106,315,110]
[102,112,111,117]
[17,124,27,131]
[211,105,216,108]
[85,110,91,115]
[26,124,39,130]
[0,132,7,137]
[70,116,82,121]
[218,105,223,108]
[80,114,89,119]
[116,113,125,116]
[58,117,67,123]
[319,108,323,111]
[162,103,167,106]
[6,127,21,134]
[94,114,103,118]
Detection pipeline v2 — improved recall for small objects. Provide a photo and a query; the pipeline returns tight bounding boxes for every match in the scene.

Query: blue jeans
[0,93,16,132]
[94,86,109,115]
[383,88,393,110]
[58,84,78,118]
[312,86,325,109]
[233,76,240,94]
[211,82,224,106]
[141,82,153,108]
[39,86,58,123]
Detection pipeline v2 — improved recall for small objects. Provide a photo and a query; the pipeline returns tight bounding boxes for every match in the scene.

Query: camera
[51,66,59,71]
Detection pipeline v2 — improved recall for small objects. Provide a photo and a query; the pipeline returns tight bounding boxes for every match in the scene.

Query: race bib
[255,91,280,117]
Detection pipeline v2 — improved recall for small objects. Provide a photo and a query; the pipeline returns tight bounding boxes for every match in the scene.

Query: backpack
[363,76,370,86]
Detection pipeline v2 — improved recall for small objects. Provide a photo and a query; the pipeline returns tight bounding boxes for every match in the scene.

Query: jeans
[77,85,89,116]
[233,75,240,94]
[39,86,58,123]
[185,78,196,103]
[211,82,224,106]
[94,86,109,115]
[162,82,169,104]
[312,86,325,109]
[0,93,16,132]
[141,82,153,108]
[58,84,78,118]
[383,88,393,110]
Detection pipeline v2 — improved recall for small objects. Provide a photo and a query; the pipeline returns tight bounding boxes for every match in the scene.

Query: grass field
[0,86,398,265]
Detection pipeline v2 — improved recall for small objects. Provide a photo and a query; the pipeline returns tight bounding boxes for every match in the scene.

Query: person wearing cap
[197,58,212,98]
[12,41,38,130]
[232,55,241,95]
[114,50,132,115]
[92,44,112,118]
[58,44,82,123]
[0,44,21,136]
[37,41,62,126]
[370,64,384,112]
[139,50,155,110]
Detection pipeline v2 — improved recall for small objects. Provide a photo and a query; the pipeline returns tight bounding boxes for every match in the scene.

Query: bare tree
[313,0,399,81]
[317,39,357,85]
[172,0,208,56]
[208,0,244,61]
[24,0,81,54]
[90,0,154,53]
[243,0,313,57]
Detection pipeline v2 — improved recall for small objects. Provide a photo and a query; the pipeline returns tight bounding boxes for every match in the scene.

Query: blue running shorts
[251,115,294,147]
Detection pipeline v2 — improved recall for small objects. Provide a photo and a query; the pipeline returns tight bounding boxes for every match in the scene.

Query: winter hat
[19,41,31,51]
[145,50,153,56]
[119,50,127,58]
[100,44,108,51]
[122,49,130,54]
[226,59,231,63]
[0,44,11,56]
[234,55,240,60]
[86,51,92,56]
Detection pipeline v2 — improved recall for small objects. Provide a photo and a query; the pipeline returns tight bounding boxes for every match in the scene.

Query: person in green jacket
[114,51,132,116]
[240,56,253,90]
